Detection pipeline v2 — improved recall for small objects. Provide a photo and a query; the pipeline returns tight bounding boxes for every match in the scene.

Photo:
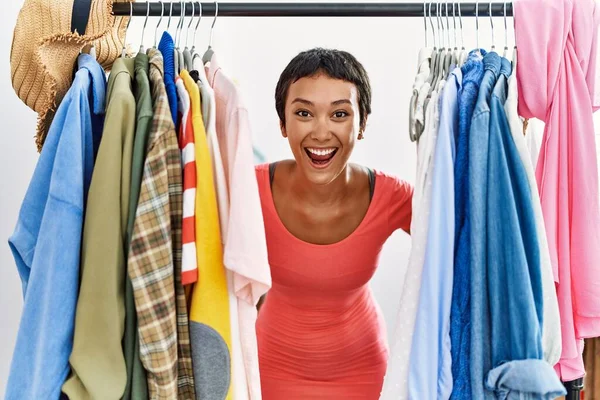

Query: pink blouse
[516,0,600,381]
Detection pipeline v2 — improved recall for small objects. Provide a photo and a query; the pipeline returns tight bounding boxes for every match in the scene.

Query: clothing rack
[109,1,584,399]
[112,2,513,17]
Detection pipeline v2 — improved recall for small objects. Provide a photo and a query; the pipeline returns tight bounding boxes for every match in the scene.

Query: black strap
[71,0,93,35]
[269,163,376,201]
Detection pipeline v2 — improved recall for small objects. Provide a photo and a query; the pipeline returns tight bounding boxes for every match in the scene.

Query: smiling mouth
[305,147,338,167]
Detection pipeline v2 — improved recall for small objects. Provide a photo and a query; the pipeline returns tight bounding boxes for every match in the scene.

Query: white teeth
[307,148,336,156]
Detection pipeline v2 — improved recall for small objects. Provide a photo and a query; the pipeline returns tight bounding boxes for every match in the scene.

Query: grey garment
[179,50,185,74]
[190,322,231,400]
[183,48,193,70]
[174,48,179,74]
[485,360,567,399]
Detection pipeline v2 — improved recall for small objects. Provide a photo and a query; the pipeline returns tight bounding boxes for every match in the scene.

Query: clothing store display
[5,53,106,400]
[10,0,131,150]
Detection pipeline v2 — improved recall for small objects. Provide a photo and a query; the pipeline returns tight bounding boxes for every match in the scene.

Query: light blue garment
[484,57,565,399]
[450,48,485,400]
[408,67,462,400]
[6,54,106,400]
[469,50,502,400]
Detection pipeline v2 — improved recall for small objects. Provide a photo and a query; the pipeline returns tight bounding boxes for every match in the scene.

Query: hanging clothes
[408,66,461,400]
[193,53,249,400]
[181,69,233,400]
[450,48,486,400]
[5,53,106,400]
[207,53,272,400]
[381,54,443,400]
[504,53,562,367]
[122,50,154,400]
[175,74,198,286]
[516,0,600,381]
[127,48,195,399]
[62,57,135,400]
[158,32,178,129]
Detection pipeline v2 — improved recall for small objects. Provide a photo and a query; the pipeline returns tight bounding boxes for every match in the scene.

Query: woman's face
[281,72,362,185]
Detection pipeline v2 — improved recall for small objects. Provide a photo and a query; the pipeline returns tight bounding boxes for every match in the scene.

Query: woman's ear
[280,120,288,138]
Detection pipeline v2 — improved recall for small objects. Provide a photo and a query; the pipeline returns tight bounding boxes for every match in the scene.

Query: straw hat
[10,0,132,151]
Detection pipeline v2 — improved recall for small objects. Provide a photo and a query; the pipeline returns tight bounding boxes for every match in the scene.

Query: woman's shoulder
[365,166,413,196]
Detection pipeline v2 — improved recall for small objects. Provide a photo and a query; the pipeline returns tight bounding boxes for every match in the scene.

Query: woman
[255,48,414,399]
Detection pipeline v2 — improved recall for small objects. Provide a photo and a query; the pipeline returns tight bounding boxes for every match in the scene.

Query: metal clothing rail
[112,2,514,17]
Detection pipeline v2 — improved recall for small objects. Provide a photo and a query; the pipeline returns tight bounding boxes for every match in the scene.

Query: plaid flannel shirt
[128,48,195,400]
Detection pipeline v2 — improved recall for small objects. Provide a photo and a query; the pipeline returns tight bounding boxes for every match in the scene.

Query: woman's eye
[296,110,311,118]
[333,111,349,118]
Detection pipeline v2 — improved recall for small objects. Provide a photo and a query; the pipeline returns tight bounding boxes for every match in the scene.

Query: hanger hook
[122,2,133,57]
[445,1,451,50]
[452,2,457,49]
[193,1,202,48]
[437,2,443,49]
[140,1,150,49]
[429,1,436,48]
[476,0,480,50]
[167,1,173,31]
[175,1,184,47]
[154,1,164,47]
[423,1,428,48]
[503,0,508,50]
[185,1,195,48]
[458,0,464,49]
[489,0,495,50]
[209,0,219,48]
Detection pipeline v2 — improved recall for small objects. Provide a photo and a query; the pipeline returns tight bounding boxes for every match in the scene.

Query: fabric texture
[483,54,565,399]
[504,52,562,367]
[408,67,461,400]
[181,69,233,400]
[448,49,486,400]
[61,56,135,400]
[207,54,272,400]
[381,76,443,400]
[175,76,198,286]
[257,164,412,399]
[127,48,195,399]
[515,0,600,380]
[5,54,105,400]
[468,51,502,400]
[122,51,153,400]
[158,32,178,128]
[10,0,131,150]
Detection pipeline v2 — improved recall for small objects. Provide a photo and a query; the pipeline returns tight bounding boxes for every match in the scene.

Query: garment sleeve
[387,176,414,234]
[223,109,271,306]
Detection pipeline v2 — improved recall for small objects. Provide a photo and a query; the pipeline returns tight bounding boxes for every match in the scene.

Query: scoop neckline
[263,165,382,249]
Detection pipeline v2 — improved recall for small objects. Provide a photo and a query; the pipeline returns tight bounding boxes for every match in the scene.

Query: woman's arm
[388,176,414,234]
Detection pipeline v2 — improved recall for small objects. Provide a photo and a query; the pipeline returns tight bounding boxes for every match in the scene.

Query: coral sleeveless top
[255,164,413,399]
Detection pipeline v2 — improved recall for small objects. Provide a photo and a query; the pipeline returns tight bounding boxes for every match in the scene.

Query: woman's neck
[288,162,354,207]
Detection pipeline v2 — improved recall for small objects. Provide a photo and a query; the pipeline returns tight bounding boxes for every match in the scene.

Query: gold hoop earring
[358,132,364,140]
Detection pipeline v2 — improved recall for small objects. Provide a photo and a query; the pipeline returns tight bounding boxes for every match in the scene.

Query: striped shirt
[175,76,198,285]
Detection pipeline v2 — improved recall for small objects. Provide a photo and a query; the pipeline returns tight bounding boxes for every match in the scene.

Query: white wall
[0,1,598,397]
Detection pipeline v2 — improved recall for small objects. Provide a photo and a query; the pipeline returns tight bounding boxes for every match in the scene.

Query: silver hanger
[424,1,428,48]
[475,0,482,55]
[139,1,150,53]
[185,2,195,49]
[202,0,219,63]
[154,1,164,48]
[489,0,495,51]
[192,1,203,54]
[503,0,509,57]
[175,1,185,48]
[167,1,174,33]
[121,2,133,57]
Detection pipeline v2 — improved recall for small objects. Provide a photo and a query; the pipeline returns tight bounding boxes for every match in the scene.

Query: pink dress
[515,0,600,380]
[254,164,413,399]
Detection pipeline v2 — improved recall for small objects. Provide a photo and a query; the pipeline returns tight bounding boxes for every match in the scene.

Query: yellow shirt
[181,70,233,400]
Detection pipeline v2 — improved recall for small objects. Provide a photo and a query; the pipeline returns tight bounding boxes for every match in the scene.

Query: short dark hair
[275,48,372,132]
